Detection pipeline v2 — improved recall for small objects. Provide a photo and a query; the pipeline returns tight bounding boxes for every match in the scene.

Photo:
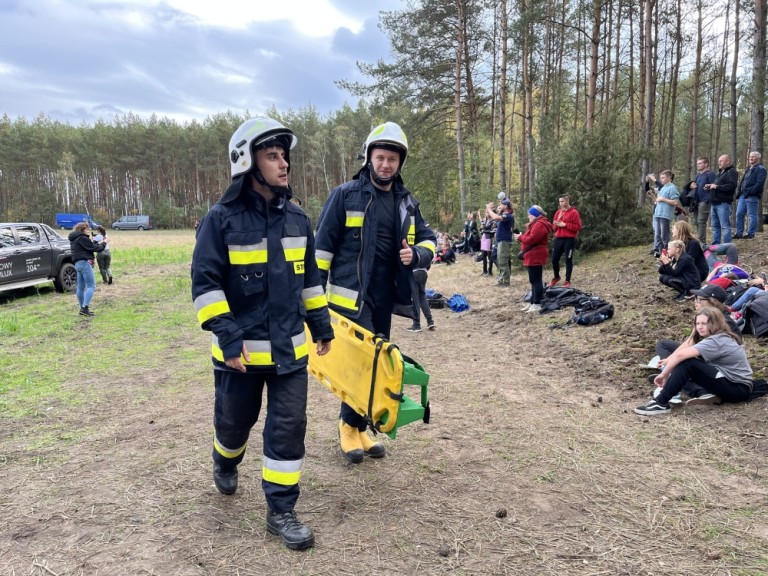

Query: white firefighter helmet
[363,122,409,167]
[229,117,297,178]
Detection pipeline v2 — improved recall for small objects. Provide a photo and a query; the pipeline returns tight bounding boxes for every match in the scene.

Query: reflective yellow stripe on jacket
[262,456,303,486]
[345,210,364,227]
[228,240,268,265]
[302,285,328,311]
[194,290,231,325]
[416,239,437,255]
[327,284,359,312]
[211,332,309,365]
[281,236,307,262]
[316,249,333,271]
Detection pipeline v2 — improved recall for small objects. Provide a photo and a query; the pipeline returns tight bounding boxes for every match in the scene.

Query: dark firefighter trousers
[213,368,308,513]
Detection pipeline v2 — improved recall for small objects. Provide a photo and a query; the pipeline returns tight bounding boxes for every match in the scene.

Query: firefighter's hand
[225,343,250,372]
[399,239,414,266]
[316,340,331,356]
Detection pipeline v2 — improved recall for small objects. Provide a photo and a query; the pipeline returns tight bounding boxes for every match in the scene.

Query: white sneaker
[652,387,682,405]
[526,304,542,313]
[520,303,531,312]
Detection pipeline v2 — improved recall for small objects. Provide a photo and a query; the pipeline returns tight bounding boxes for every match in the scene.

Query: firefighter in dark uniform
[191,117,334,551]
[314,121,436,463]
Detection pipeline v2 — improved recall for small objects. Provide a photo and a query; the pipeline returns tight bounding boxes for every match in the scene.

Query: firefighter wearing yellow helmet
[314,121,436,463]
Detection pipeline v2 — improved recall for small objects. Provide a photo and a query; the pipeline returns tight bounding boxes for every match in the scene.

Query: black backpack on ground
[539,287,589,313]
[742,296,768,337]
[571,297,615,326]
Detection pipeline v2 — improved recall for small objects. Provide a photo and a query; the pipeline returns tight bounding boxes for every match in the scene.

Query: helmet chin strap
[253,169,292,202]
[369,163,398,187]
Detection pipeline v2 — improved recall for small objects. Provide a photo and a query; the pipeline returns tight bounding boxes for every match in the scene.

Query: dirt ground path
[2,247,768,575]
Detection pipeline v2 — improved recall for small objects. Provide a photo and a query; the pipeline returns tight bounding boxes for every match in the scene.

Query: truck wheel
[53,262,77,293]
[137,226,145,231]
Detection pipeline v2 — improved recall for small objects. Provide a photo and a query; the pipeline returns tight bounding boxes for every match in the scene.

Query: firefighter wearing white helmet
[315,121,437,464]
[362,121,409,186]
[192,116,334,551]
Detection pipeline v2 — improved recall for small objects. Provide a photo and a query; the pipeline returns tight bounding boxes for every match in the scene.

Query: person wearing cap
[514,205,553,313]
[191,116,334,551]
[314,121,436,464]
[549,194,583,288]
[485,198,515,286]
[635,307,753,415]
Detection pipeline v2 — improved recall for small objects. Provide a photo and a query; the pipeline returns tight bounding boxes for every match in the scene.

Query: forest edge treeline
[1,0,766,253]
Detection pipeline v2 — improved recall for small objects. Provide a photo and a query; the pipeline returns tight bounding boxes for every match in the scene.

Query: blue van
[55,213,99,230]
[112,215,153,231]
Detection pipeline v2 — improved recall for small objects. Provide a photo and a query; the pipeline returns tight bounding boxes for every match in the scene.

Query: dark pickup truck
[0,222,77,293]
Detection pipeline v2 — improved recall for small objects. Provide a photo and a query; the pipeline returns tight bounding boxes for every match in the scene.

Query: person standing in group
[68,222,107,317]
[485,198,514,286]
[479,205,496,277]
[92,225,113,284]
[408,262,435,333]
[314,121,436,464]
[548,194,582,288]
[706,154,738,244]
[734,151,767,239]
[515,205,553,313]
[191,117,334,551]
[688,157,716,242]
[647,170,679,258]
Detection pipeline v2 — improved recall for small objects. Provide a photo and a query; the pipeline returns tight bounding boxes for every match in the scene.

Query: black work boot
[213,464,238,495]
[266,510,314,550]
[79,306,95,317]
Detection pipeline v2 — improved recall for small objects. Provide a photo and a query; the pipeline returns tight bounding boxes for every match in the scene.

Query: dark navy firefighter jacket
[314,169,437,319]
[192,178,334,375]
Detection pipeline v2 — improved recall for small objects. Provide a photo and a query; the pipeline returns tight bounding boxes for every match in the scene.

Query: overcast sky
[0,0,404,125]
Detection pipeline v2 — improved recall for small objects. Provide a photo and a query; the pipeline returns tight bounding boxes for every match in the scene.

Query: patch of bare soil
[2,238,768,575]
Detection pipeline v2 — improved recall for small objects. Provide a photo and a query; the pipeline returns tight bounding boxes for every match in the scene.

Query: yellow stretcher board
[306,310,430,439]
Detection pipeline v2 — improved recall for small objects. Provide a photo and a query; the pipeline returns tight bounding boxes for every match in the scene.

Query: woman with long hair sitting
[635,307,753,415]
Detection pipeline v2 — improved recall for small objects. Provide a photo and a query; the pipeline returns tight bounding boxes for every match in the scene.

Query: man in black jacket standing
[734,151,767,239]
[705,154,738,244]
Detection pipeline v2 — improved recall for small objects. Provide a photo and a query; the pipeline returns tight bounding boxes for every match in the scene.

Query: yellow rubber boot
[359,430,385,458]
[338,420,364,464]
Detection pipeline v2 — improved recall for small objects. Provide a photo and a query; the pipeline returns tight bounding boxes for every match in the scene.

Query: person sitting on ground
[658,239,701,301]
[729,274,768,316]
[672,220,707,282]
[635,306,753,415]
[703,242,739,271]
[648,285,741,404]
[433,235,456,265]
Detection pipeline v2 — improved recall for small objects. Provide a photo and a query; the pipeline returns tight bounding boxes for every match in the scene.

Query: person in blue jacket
[314,122,436,464]
[734,151,767,239]
[191,117,334,551]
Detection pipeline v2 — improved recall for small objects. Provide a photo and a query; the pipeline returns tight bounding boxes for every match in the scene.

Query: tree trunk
[499,0,508,195]
[586,0,601,131]
[752,0,767,231]
[455,0,467,217]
